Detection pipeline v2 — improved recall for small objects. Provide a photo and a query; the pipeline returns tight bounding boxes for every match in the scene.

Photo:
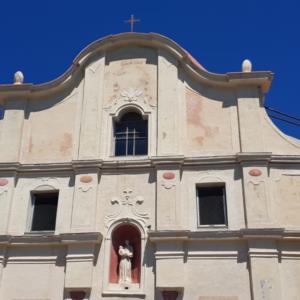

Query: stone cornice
[0,32,273,101]
[0,232,102,246]
[1,154,300,173]
[148,228,300,242]
[0,153,300,173]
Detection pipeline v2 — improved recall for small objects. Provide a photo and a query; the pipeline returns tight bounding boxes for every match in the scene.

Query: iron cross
[125,14,140,32]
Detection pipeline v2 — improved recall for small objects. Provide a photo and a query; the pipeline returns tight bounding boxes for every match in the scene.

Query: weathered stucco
[0,32,299,300]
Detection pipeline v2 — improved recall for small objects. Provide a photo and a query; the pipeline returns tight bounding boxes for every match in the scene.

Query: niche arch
[103,218,147,295]
[110,223,141,283]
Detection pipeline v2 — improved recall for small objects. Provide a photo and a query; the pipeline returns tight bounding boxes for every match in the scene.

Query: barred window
[197,185,227,225]
[114,112,148,156]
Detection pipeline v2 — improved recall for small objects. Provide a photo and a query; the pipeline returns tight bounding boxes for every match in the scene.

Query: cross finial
[124,14,140,32]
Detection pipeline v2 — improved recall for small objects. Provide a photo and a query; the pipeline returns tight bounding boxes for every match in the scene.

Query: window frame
[112,111,148,157]
[28,190,59,233]
[196,183,228,228]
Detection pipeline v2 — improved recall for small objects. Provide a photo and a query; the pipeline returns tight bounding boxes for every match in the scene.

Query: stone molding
[0,33,273,100]
[148,228,300,242]
[0,232,102,246]
[1,154,300,173]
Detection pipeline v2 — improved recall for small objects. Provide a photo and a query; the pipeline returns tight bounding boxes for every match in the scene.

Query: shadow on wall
[181,71,236,108]
[24,69,83,119]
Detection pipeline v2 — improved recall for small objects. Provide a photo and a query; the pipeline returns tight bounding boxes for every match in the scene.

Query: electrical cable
[268,114,300,127]
[265,106,300,122]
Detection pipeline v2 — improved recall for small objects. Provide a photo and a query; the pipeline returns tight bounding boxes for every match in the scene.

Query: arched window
[114,112,148,156]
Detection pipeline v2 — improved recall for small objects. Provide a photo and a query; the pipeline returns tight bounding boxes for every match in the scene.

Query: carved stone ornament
[163,172,176,180]
[80,175,93,183]
[105,188,149,227]
[161,173,176,189]
[14,71,24,84]
[104,86,155,110]
[249,169,262,177]
[119,88,144,103]
[0,179,8,186]
[242,59,252,72]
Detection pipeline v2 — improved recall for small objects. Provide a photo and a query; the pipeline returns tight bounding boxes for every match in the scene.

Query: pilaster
[78,56,105,159]
[248,239,282,300]
[155,240,185,290]
[65,244,95,289]
[71,167,99,232]
[0,173,15,234]
[236,87,264,152]
[155,164,182,230]
[0,98,27,162]
[157,50,180,155]
[0,246,6,288]
[238,153,272,228]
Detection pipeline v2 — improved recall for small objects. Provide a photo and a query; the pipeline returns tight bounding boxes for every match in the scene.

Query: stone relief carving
[161,180,176,190]
[104,86,155,110]
[78,185,93,193]
[119,88,145,103]
[260,278,273,300]
[105,188,149,227]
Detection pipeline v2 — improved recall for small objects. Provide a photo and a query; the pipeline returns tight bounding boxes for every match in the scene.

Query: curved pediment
[0,32,273,99]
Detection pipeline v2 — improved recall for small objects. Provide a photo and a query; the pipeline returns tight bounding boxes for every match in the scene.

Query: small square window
[31,192,59,231]
[197,185,227,226]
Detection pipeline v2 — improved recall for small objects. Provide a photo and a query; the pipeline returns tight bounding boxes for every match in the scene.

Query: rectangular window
[31,192,59,231]
[197,185,227,226]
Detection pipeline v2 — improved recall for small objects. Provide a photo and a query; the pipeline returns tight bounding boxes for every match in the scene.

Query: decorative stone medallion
[163,172,175,180]
[249,169,262,177]
[80,175,93,183]
[0,179,8,186]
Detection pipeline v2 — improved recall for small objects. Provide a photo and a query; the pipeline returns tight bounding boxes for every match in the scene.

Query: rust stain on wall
[194,136,204,145]
[186,88,223,149]
[186,88,202,126]
[60,133,72,155]
[28,136,33,153]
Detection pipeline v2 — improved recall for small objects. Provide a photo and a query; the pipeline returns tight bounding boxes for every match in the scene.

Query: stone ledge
[1,154,300,173]
[148,228,300,242]
[0,232,102,246]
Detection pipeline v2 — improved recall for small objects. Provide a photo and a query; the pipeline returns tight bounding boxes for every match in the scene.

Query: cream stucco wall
[0,32,299,300]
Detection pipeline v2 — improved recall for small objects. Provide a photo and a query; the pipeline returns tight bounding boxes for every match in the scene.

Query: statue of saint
[118,240,133,284]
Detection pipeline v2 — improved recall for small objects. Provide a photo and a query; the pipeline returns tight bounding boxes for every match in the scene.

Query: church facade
[0,32,300,300]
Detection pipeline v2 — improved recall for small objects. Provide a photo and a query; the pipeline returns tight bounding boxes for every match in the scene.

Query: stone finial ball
[14,71,24,84]
[242,59,252,72]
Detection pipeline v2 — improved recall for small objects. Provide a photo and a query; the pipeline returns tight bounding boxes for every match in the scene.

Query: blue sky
[0,0,299,138]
